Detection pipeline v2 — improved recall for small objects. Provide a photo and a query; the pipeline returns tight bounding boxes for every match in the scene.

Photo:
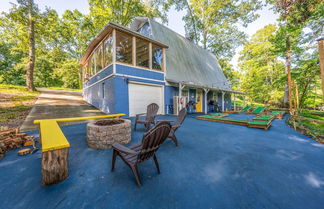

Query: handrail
[33,113,126,124]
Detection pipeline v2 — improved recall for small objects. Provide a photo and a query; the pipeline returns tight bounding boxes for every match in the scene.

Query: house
[80,17,243,117]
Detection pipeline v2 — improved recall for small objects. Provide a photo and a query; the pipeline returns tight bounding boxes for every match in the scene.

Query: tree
[218,58,241,89]
[239,24,285,104]
[166,0,261,59]
[27,0,35,91]
[267,0,323,112]
[88,0,167,29]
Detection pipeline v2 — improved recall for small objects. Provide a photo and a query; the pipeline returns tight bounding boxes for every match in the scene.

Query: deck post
[203,88,210,114]
[222,91,225,112]
[234,93,236,111]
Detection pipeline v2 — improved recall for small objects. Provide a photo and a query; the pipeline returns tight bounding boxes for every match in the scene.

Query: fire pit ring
[86,118,131,149]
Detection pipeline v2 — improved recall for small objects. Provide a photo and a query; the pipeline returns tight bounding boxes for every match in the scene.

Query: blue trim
[116,64,164,81]
[125,76,164,86]
[84,65,113,87]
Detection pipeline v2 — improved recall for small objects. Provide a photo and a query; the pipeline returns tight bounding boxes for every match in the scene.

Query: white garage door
[128,82,163,116]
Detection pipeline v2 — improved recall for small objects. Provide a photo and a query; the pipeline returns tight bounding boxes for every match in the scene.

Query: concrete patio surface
[20,88,106,132]
[1,114,324,209]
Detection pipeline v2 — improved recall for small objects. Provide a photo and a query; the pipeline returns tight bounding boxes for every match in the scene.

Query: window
[103,34,113,67]
[88,54,96,75]
[152,45,163,70]
[95,45,103,71]
[136,38,149,68]
[116,31,132,64]
[137,22,152,37]
[92,55,96,74]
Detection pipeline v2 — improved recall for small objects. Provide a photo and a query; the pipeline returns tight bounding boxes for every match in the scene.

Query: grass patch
[301,120,324,135]
[288,116,324,142]
[0,84,40,128]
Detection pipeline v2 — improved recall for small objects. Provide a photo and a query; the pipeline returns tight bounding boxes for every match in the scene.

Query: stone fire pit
[87,118,131,149]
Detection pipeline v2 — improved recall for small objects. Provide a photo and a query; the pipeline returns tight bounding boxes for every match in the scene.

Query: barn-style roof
[130,17,234,93]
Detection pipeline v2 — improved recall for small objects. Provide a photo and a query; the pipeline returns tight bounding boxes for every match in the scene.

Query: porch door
[196,89,203,112]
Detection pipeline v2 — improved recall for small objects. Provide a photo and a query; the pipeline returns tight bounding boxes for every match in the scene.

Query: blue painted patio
[1,114,324,209]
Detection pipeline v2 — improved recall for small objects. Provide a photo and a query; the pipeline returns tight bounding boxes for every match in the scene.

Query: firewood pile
[0,126,35,160]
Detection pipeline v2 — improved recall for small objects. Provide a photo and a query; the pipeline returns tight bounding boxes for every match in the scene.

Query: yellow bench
[39,120,70,152]
[34,114,125,186]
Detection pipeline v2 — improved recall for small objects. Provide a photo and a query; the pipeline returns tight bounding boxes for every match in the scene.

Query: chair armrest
[172,124,180,129]
[112,143,138,155]
[135,113,146,120]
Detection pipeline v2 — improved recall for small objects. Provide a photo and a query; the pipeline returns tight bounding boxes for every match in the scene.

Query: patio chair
[240,106,252,112]
[134,103,159,131]
[250,106,266,114]
[158,107,187,146]
[111,121,171,187]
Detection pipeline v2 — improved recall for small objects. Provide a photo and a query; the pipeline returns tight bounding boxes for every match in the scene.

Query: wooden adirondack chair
[134,103,159,131]
[158,107,187,146]
[111,121,171,187]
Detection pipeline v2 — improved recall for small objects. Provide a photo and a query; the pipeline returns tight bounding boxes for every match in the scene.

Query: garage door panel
[129,83,163,116]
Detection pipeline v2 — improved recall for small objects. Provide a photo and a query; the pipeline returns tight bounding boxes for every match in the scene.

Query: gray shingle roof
[131,17,233,92]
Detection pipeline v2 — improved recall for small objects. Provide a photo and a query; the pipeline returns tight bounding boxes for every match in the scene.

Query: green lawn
[0,84,40,128]
[289,109,324,142]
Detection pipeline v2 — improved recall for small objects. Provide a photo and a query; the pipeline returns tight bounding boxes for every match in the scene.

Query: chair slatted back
[146,103,159,123]
[174,108,187,128]
[137,121,171,163]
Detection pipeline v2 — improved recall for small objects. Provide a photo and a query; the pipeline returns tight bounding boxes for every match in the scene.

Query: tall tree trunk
[27,0,36,91]
[184,0,198,44]
[317,38,324,103]
[285,33,293,114]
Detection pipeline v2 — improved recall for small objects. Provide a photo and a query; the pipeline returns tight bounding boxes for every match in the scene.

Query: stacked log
[0,127,34,159]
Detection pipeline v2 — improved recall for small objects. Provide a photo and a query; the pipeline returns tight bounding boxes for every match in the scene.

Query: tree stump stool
[42,148,69,186]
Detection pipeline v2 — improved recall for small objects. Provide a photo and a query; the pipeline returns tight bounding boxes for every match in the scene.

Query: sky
[0,0,279,69]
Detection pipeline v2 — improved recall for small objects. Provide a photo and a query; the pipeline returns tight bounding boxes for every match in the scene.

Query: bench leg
[42,148,69,186]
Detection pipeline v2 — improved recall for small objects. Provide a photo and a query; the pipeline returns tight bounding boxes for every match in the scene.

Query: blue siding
[83,63,232,115]
[114,76,129,116]
[83,76,116,114]
[116,64,164,81]
[165,85,178,114]
[84,65,113,87]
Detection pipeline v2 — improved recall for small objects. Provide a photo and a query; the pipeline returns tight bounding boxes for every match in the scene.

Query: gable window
[116,31,132,64]
[103,33,113,67]
[136,38,149,68]
[152,45,163,71]
[95,45,103,71]
[137,22,152,37]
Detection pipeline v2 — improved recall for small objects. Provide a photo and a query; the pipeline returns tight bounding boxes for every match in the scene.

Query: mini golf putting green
[197,114,272,130]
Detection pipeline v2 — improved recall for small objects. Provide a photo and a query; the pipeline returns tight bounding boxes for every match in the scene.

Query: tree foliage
[239,24,285,104]
[0,0,165,89]
[166,0,261,59]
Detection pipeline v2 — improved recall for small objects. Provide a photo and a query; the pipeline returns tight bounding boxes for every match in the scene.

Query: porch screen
[95,45,103,71]
[136,38,149,68]
[103,34,113,67]
[152,45,163,70]
[116,31,132,64]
